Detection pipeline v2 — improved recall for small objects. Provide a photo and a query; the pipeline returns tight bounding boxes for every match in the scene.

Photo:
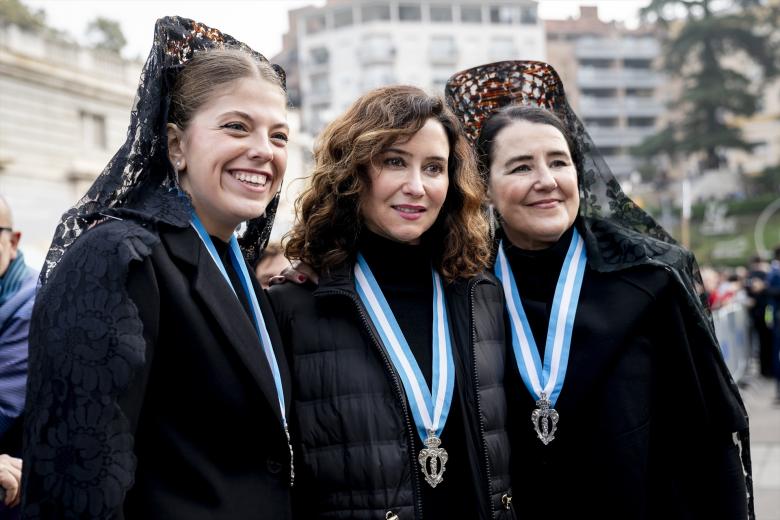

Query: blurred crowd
[701,246,780,402]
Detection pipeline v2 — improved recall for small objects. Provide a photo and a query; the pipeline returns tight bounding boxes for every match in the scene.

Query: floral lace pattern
[23,220,158,518]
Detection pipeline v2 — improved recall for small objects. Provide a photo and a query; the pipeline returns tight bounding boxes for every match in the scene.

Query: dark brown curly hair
[284,85,490,282]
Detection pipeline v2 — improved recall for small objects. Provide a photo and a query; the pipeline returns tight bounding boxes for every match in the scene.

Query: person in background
[22,18,293,519]
[745,255,772,377]
[0,454,21,513]
[0,195,33,517]
[767,246,780,403]
[255,243,291,289]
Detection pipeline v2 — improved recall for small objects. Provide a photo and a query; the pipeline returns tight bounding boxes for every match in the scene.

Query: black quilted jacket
[268,265,515,520]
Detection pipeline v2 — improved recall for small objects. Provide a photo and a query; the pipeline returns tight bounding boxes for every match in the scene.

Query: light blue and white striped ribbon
[494,229,587,406]
[190,212,287,428]
[354,253,455,442]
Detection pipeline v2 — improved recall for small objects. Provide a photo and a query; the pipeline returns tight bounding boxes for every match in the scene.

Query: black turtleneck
[358,230,434,384]
[502,225,575,357]
[210,235,253,320]
[358,230,476,518]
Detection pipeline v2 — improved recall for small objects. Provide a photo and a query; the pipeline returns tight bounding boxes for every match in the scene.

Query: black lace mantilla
[40,16,285,284]
[445,60,754,518]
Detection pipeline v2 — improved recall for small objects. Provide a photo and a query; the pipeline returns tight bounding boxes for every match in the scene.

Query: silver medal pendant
[531,392,559,445]
[418,431,448,488]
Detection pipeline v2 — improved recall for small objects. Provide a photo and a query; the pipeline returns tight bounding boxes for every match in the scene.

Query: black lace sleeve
[21,219,160,519]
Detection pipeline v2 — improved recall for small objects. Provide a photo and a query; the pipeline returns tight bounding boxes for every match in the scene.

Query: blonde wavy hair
[285,85,490,281]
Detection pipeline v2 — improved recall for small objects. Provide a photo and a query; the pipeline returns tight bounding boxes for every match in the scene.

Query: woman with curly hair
[268,86,516,519]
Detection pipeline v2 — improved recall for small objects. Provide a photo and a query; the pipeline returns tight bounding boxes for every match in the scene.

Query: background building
[546,5,664,181]
[278,0,546,134]
[0,20,313,264]
[0,21,141,263]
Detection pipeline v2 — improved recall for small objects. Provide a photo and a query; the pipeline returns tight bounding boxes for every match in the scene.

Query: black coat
[268,265,515,520]
[22,221,293,519]
[504,248,749,519]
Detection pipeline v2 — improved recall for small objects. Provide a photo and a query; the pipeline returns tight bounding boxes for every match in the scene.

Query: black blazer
[22,221,292,519]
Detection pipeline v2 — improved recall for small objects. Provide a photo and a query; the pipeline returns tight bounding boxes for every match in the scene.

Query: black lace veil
[445,60,754,517]
[40,16,286,284]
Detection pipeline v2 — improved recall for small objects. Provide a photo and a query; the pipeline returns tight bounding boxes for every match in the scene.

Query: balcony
[622,68,661,87]
[578,67,661,89]
[577,96,621,116]
[586,126,656,147]
[303,59,330,75]
[623,96,664,115]
[358,42,396,65]
[578,96,664,117]
[306,80,332,105]
[429,47,458,65]
[575,37,660,59]
[577,68,622,88]
[601,154,637,176]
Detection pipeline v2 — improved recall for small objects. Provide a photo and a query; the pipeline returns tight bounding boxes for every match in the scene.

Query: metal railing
[712,302,752,383]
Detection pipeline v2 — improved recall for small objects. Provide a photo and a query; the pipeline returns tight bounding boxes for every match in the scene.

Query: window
[579,58,614,68]
[626,88,654,97]
[430,35,457,63]
[490,5,520,24]
[584,117,619,128]
[362,3,391,22]
[430,5,453,22]
[581,88,618,98]
[399,3,422,21]
[362,64,396,89]
[598,147,622,156]
[80,111,107,150]
[627,117,656,127]
[489,36,516,60]
[309,46,329,65]
[305,14,326,34]
[432,76,448,92]
[624,58,653,69]
[333,6,353,28]
[360,33,396,63]
[309,103,332,133]
[309,73,330,96]
[520,5,537,24]
[460,5,482,23]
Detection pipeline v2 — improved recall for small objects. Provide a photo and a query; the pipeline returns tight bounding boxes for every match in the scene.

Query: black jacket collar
[161,225,292,422]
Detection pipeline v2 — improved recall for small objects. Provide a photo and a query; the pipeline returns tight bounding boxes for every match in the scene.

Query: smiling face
[167,76,288,240]
[360,118,450,245]
[488,120,579,250]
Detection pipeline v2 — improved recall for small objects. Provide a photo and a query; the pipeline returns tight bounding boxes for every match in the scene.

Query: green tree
[0,0,46,31]
[749,163,780,194]
[637,0,780,170]
[86,16,126,54]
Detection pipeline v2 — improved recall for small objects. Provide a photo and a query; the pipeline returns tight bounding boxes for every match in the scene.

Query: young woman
[269,86,515,519]
[22,17,293,519]
[445,60,753,519]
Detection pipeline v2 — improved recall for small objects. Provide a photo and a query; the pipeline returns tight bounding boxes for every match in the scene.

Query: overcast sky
[22,0,651,60]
